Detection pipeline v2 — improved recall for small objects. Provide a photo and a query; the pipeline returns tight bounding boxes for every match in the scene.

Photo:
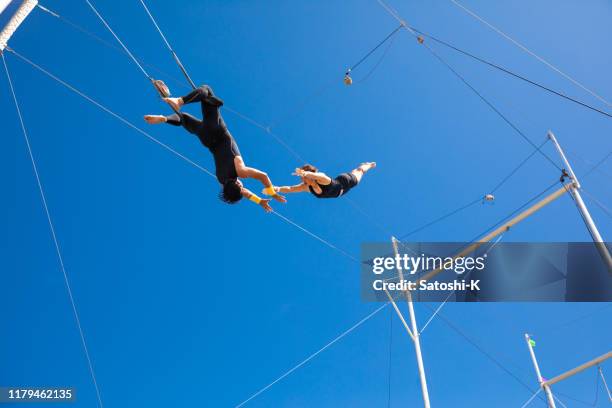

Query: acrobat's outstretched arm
[293,168,332,184]
[241,188,273,213]
[276,183,309,194]
[235,157,287,203]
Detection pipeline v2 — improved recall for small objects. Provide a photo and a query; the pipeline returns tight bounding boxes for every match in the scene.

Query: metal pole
[392,237,431,408]
[418,185,569,284]
[548,131,612,272]
[542,351,611,387]
[525,334,556,408]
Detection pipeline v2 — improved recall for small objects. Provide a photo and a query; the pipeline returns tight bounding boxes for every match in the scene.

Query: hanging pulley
[344,69,353,86]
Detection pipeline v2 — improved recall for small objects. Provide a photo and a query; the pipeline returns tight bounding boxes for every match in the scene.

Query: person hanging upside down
[144,83,286,212]
[275,162,376,198]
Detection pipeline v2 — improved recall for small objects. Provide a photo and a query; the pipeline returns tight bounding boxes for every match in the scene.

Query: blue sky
[1,0,611,406]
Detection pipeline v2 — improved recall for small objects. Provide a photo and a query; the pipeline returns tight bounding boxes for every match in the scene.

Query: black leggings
[165,85,224,143]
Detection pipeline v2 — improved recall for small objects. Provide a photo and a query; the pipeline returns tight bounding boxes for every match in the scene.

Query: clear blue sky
[1,0,611,406]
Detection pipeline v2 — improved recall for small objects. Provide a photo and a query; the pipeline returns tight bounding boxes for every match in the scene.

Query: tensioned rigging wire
[375,0,562,172]
[353,28,400,85]
[398,197,483,240]
[567,149,612,182]
[583,151,612,179]
[266,77,337,131]
[406,27,612,120]
[599,366,612,403]
[490,138,552,194]
[234,302,390,408]
[84,0,151,79]
[553,368,601,407]
[138,0,196,89]
[269,22,401,129]
[36,4,186,91]
[373,1,568,241]
[6,48,357,264]
[419,304,547,405]
[554,394,569,408]
[2,53,104,408]
[422,43,561,172]
[447,0,612,109]
[38,3,310,165]
[397,136,553,240]
[581,189,612,221]
[519,388,542,408]
[466,178,562,244]
[348,24,403,73]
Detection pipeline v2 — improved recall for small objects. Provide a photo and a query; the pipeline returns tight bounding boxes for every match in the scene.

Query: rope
[234,302,390,408]
[84,0,151,79]
[408,27,612,119]
[348,24,403,73]
[2,53,104,408]
[447,0,612,108]
[8,48,358,264]
[137,0,196,88]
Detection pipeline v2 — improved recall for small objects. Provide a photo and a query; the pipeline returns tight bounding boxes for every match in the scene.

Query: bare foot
[360,162,376,172]
[163,97,183,112]
[144,115,167,124]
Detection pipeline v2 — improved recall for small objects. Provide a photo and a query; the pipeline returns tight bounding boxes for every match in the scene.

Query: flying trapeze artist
[275,162,376,199]
[144,82,286,212]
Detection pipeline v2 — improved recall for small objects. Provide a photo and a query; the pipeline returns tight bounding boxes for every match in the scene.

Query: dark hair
[301,164,318,172]
[219,180,243,204]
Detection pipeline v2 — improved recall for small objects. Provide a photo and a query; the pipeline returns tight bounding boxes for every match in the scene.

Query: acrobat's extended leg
[350,162,377,183]
[143,111,202,132]
[164,85,223,116]
[164,112,203,135]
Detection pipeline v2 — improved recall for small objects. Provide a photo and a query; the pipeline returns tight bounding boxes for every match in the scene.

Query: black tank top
[308,180,343,198]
